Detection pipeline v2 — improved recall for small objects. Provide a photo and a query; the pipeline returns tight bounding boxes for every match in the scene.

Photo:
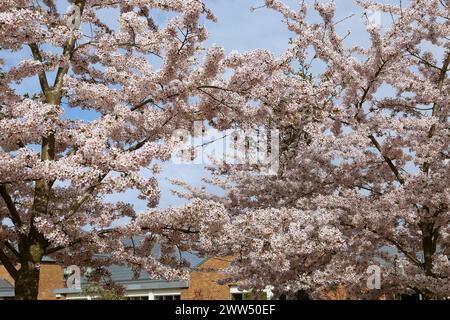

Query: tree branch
[341,222,421,267]
[53,0,86,93]
[4,241,20,258]
[383,237,422,268]
[0,184,22,227]
[357,59,389,110]
[44,229,113,255]
[0,247,19,280]
[369,134,405,185]
[431,51,450,119]
[426,50,450,137]
[423,51,449,173]
[28,43,50,93]
[66,112,177,219]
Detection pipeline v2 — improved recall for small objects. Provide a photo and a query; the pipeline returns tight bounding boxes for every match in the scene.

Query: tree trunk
[14,264,40,300]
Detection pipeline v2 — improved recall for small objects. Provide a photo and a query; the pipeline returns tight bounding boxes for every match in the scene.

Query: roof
[42,256,56,262]
[54,239,207,295]
[0,278,14,298]
[53,262,195,295]
[1,236,207,297]
[54,278,189,295]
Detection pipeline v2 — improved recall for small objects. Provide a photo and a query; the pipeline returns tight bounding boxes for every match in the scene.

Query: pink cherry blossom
[0,0,257,300]
[175,0,450,299]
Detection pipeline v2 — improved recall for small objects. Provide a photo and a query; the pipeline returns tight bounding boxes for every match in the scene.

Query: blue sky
[5,0,434,214]
[156,0,383,210]
[156,0,443,211]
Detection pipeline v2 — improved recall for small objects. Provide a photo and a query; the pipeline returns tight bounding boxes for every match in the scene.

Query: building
[181,256,234,300]
[0,257,65,300]
[54,254,204,300]
[0,278,14,300]
[54,256,260,300]
[1,255,270,300]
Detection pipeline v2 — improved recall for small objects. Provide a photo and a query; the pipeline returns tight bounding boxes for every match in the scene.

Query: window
[399,294,422,300]
[231,292,268,300]
[155,295,181,300]
[125,296,149,300]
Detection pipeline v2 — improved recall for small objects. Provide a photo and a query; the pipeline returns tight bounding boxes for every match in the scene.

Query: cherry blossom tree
[174,0,450,299]
[1,0,448,301]
[0,0,280,300]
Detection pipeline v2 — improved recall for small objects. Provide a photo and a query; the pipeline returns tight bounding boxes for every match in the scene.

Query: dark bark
[12,239,45,300]
[14,263,40,300]
[420,220,437,277]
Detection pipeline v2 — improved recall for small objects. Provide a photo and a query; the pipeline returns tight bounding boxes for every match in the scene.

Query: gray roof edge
[0,287,15,298]
[53,288,82,295]
[125,280,189,290]
[53,280,189,295]
[0,292,15,297]
[0,279,13,288]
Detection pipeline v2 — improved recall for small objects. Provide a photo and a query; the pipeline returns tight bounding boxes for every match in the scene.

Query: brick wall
[0,263,65,300]
[37,264,65,300]
[0,266,14,287]
[319,285,348,300]
[181,257,234,300]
